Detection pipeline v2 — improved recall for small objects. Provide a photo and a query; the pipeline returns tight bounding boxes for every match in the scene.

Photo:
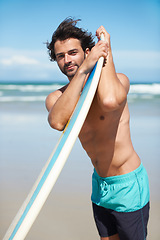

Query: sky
[0,0,160,83]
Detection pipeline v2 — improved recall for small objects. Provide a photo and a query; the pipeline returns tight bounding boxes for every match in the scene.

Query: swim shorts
[91,163,150,239]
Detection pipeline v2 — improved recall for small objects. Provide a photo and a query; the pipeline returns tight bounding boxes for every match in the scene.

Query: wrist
[78,63,88,76]
[106,49,113,62]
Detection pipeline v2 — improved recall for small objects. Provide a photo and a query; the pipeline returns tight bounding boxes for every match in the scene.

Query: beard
[58,53,85,80]
[61,63,79,79]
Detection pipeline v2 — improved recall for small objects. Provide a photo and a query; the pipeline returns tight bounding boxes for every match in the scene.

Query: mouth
[65,65,75,71]
[62,64,79,78]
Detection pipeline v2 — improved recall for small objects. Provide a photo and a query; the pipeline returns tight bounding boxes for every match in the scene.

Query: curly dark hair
[47,17,95,61]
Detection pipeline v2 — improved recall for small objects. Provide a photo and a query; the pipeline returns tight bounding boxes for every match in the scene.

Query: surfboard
[3,34,104,240]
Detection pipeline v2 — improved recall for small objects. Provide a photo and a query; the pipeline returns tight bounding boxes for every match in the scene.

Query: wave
[128,83,160,102]
[0,96,46,102]
[129,83,160,95]
[0,83,64,92]
[0,83,160,94]
[0,83,160,102]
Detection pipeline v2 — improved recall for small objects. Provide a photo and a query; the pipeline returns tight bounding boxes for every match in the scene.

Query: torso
[79,94,141,177]
[54,80,140,178]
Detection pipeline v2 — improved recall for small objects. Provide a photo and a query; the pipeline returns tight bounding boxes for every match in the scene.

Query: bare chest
[79,98,121,146]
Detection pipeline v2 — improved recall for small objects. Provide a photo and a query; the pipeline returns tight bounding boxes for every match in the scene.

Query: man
[46,18,150,240]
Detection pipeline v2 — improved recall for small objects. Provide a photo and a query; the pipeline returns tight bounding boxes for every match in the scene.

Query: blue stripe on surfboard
[9,63,97,239]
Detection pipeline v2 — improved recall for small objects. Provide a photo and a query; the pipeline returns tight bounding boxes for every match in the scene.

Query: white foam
[130,84,160,95]
[0,96,46,102]
[0,84,63,92]
[0,83,159,103]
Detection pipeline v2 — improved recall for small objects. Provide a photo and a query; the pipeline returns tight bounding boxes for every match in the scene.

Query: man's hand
[96,26,111,66]
[96,26,110,48]
[80,33,108,75]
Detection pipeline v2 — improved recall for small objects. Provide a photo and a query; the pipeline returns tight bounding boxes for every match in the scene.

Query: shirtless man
[46,18,150,240]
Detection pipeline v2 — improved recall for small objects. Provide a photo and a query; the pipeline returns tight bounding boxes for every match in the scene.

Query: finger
[96,26,105,36]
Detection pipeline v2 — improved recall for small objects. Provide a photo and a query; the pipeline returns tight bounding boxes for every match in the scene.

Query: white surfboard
[3,34,104,240]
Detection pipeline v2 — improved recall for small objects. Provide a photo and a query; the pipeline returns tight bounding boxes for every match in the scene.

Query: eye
[56,54,64,60]
[69,50,78,56]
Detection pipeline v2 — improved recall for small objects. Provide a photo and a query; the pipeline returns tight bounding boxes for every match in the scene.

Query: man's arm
[96,26,130,112]
[45,70,87,131]
[46,40,108,131]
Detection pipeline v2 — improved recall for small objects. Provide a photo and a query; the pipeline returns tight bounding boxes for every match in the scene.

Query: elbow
[48,115,65,131]
[101,94,127,111]
[101,97,119,111]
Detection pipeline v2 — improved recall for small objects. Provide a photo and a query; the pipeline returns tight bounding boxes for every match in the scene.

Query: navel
[100,115,105,120]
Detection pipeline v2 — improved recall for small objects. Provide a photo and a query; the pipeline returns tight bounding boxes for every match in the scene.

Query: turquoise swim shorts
[91,163,150,212]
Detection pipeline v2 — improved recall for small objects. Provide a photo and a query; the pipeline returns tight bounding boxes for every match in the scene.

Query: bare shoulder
[117,73,130,94]
[45,84,69,112]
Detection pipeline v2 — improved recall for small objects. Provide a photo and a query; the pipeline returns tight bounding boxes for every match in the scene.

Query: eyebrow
[56,48,78,57]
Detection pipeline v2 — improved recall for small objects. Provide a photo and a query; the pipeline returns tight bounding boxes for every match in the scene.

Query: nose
[64,53,71,64]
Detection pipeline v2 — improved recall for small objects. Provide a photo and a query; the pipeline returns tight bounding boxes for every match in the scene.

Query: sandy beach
[0,96,160,239]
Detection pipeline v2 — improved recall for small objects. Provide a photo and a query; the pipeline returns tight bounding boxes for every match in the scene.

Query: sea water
[0,82,160,103]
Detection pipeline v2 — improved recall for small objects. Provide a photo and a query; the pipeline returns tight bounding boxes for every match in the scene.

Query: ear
[85,48,90,58]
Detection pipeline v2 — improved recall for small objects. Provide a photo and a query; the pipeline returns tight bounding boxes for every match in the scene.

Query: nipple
[100,115,105,120]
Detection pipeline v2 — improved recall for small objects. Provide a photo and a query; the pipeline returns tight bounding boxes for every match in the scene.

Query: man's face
[54,38,85,81]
